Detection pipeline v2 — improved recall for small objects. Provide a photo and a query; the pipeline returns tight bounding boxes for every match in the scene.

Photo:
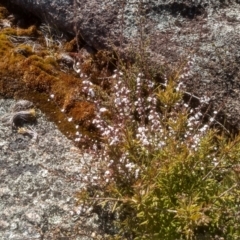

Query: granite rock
[0,98,103,240]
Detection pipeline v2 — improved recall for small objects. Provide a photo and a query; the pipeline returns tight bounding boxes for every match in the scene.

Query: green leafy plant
[68,0,240,238]
[75,51,240,239]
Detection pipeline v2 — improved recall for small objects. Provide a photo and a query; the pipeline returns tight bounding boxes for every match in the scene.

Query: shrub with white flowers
[76,56,240,240]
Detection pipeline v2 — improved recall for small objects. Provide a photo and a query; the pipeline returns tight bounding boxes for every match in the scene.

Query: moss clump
[44,56,58,67]
[68,101,95,124]
[64,37,78,52]
[2,25,39,37]
[0,6,9,19]
[22,66,56,92]
[14,44,34,57]
[0,33,13,53]
[0,20,97,138]
[23,55,57,75]
[0,9,121,144]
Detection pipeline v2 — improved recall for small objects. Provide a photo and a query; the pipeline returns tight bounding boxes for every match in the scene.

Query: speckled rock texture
[2,0,240,129]
[0,98,103,240]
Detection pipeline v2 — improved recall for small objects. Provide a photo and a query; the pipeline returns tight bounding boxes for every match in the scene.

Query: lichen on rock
[0,99,103,239]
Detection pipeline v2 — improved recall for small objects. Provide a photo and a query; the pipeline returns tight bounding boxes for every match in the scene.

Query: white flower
[114,98,121,106]
[142,138,149,146]
[68,117,73,122]
[82,80,92,85]
[135,169,140,178]
[200,96,210,103]
[158,141,166,147]
[126,163,135,169]
[50,94,54,98]
[199,124,208,132]
[138,127,144,133]
[209,117,214,122]
[99,107,107,113]
[148,114,154,120]
[134,100,139,106]
[194,113,202,120]
[102,130,110,136]
[123,107,130,113]
[122,97,129,104]
[147,97,152,102]
[108,126,114,131]
[109,136,119,146]
[96,124,103,129]
[88,89,95,97]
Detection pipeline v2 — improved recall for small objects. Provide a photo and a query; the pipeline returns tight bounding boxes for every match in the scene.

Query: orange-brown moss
[38,61,56,76]
[23,91,77,138]
[44,56,58,67]
[81,58,94,75]
[94,50,114,68]
[14,44,34,57]
[0,33,13,53]
[61,88,78,111]
[64,37,78,52]
[0,18,116,143]
[68,101,95,124]
[22,66,56,92]
[1,27,16,35]
[0,6,9,19]
[2,25,39,37]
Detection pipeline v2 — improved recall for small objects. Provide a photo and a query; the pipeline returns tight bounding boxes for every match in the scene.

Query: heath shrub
[76,54,240,240]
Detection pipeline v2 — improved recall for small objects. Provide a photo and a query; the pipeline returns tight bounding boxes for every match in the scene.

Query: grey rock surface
[2,0,238,49]
[2,0,240,129]
[0,98,102,240]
